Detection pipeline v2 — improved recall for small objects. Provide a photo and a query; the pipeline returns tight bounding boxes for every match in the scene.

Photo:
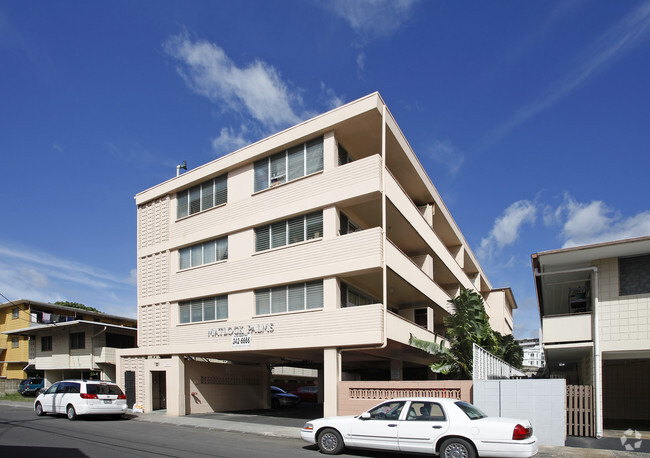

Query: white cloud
[164,32,302,131]
[428,139,465,178]
[325,0,419,43]
[320,83,345,110]
[483,1,650,146]
[479,200,537,258]
[211,126,250,156]
[0,241,135,314]
[356,52,366,71]
[558,196,650,247]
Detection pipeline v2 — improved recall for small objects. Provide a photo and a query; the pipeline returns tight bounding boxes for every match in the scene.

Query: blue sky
[1,0,649,338]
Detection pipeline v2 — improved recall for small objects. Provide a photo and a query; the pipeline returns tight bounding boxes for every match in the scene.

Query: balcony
[542,312,592,344]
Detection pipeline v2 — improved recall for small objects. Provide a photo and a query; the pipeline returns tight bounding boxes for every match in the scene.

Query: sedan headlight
[303,422,314,431]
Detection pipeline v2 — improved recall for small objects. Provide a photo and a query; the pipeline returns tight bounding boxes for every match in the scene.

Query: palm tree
[409,289,522,378]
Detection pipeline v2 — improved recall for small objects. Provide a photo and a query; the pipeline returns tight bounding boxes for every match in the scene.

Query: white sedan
[301,397,538,457]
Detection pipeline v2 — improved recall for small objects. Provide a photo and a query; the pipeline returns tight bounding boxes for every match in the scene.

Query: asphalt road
[3,403,650,458]
[0,404,317,458]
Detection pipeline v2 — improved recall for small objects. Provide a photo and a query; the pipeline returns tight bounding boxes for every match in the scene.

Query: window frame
[177,174,228,220]
[619,254,650,296]
[340,282,378,308]
[179,236,228,270]
[179,295,228,324]
[254,137,323,192]
[255,211,323,253]
[69,332,85,350]
[12,308,19,319]
[41,335,53,352]
[255,280,323,316]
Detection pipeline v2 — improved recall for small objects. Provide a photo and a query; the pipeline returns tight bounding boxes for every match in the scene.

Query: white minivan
[34,379,128,420]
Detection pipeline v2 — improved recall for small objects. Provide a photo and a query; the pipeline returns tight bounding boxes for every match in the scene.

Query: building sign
[207,322,274,346]
[232,334,251,347]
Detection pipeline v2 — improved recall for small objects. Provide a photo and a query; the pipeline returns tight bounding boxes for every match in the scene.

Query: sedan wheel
[66,405,78,421]
[441,438,475,458]
[35,402,46,416]
[317,428,344,455]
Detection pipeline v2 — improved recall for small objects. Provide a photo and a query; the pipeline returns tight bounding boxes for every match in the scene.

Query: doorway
[152,371,167,411]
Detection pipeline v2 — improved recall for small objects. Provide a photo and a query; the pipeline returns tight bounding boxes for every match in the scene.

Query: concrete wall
[0,378,22,395]
[185,360,268,414]
[474,379,566,446]
[337,380,473,416]
[596,258,650,353]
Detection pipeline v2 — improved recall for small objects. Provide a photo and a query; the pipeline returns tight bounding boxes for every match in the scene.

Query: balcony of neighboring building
[537,269,594,345]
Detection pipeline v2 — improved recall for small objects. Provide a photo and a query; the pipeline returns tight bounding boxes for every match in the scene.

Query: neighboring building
[532,236,650,437]
[1,299,136,385]
[486,287,517,335]
[119,92,518,417]
[516,334,545,370]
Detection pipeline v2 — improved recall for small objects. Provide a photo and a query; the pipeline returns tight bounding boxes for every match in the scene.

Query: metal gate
[124,371,136,409]
[566,385,594,437]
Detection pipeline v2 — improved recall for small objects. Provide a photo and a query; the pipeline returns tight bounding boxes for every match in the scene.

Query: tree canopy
[409,289,523,379]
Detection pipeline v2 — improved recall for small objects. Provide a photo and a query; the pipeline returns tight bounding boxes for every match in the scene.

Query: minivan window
[86,384,124,395]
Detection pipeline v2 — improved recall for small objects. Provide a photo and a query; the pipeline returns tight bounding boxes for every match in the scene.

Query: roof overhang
[533,236,650,272]
[2,320,137,336]
[0,298,136,324]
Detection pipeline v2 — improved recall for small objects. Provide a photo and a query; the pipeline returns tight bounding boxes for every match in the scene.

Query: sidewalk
[2,400,649,457]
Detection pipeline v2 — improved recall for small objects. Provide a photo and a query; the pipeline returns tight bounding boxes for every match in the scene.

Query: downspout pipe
[534,266,602,439]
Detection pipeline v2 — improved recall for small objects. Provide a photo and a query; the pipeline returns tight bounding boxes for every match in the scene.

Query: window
[177,174,227,219]
[255,280,323,315]
[455,401,487,420]
[619,254,650,296]
[41,336,52,352]
[341,282,378,307]
[254,137,323,192]
[179,236,228,270]
[406,402,446,422]
[414,308,428,327]
[339,212,361,235]
[12,337,19,348]
[338,144,353,165]
[179,296,228,324]
[255,211,322,252]
[367,401,406,420]
[12,308,19,319]
[70,332,85,350]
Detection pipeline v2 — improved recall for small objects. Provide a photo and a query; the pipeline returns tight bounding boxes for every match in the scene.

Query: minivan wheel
[66,405,78,421]
[35,402,46,416]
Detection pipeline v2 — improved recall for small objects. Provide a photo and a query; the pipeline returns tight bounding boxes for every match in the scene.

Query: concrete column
[323,347,341,417]
[390,359,403,381]
[323,277,338,311]
[166,355,186,416]
[428,307,435,333]
[323,131,337,172]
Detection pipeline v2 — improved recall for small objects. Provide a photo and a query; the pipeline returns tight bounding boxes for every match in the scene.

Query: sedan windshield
[455,401,488,420]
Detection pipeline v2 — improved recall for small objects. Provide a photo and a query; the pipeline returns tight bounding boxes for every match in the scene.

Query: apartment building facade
[532,236,650,437]
[118,93,517,416]
[1,299,136,383]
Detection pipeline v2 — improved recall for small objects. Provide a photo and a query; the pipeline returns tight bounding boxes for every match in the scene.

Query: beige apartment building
[532,236,650,437]
[118,92,516,416]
